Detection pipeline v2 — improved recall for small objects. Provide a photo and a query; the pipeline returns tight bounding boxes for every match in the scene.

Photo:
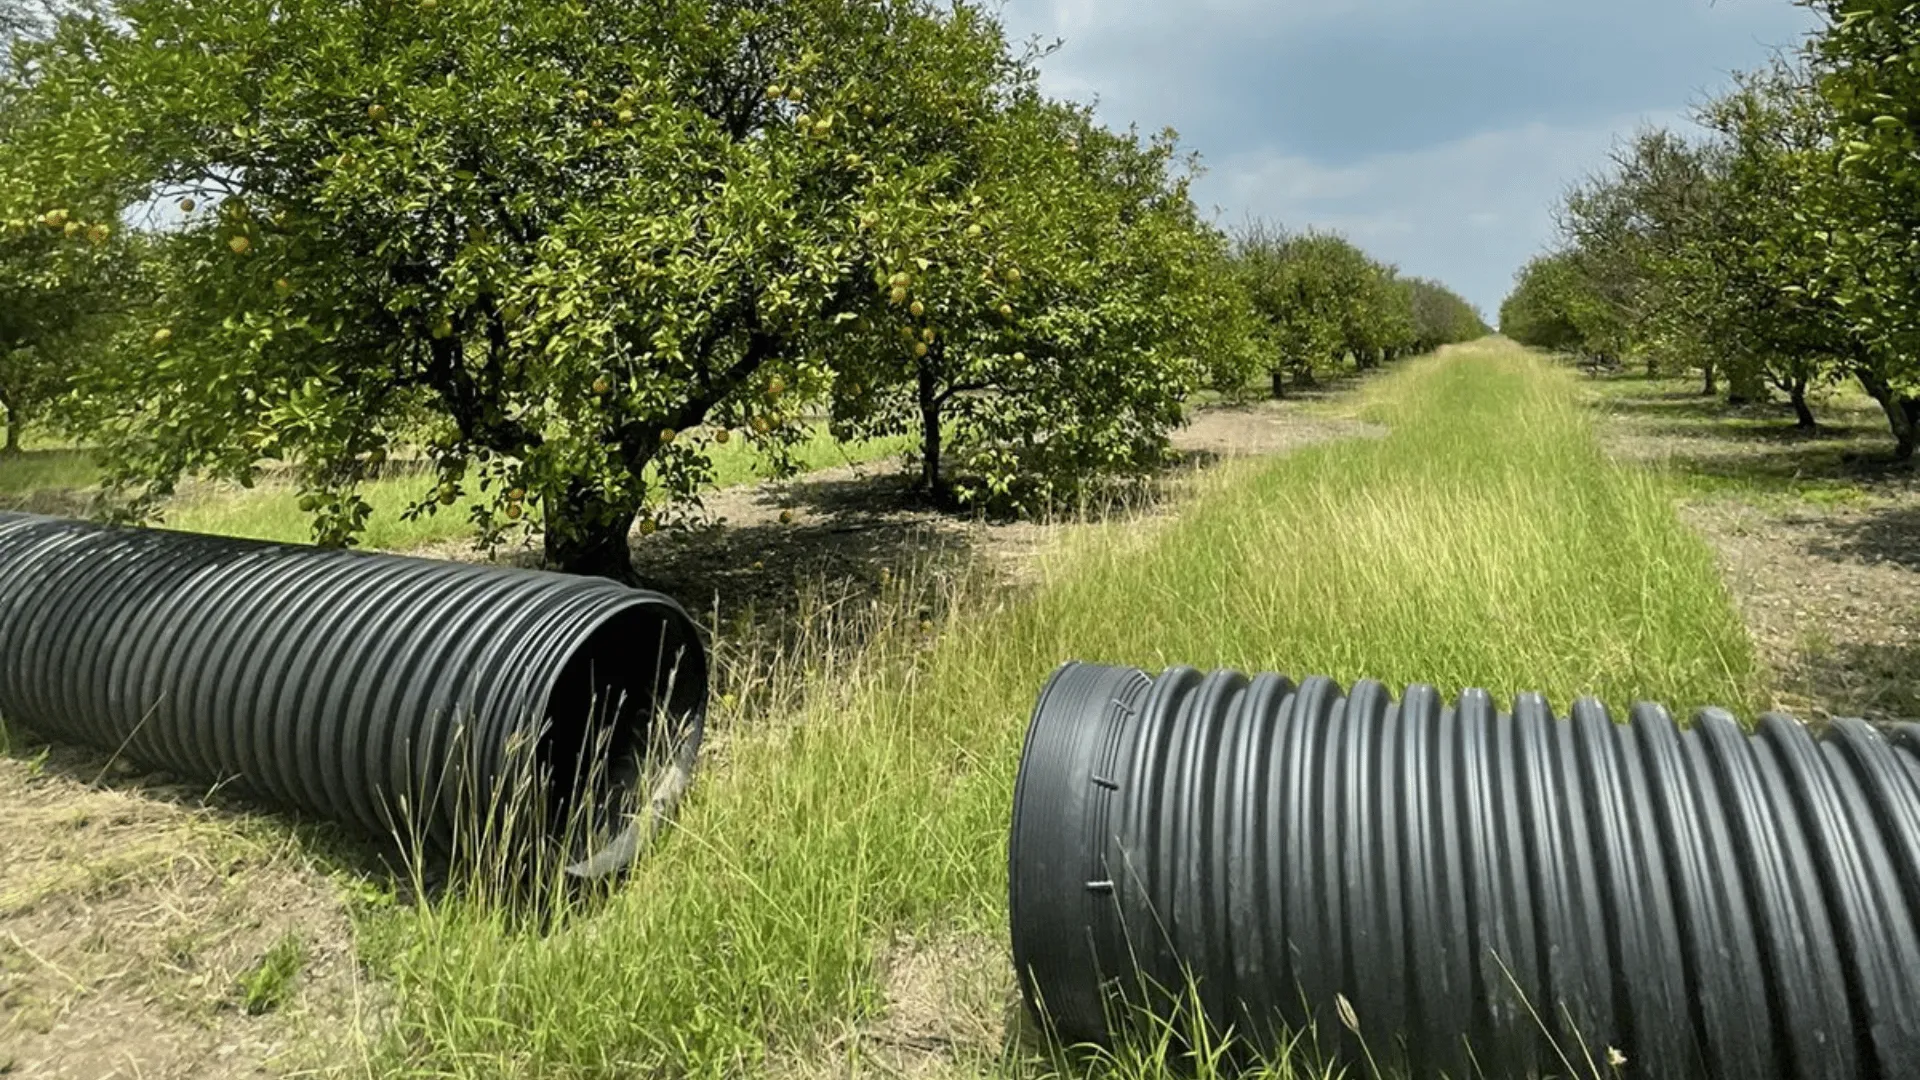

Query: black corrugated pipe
[1010,662,1920,1079]
[0,512,707,877]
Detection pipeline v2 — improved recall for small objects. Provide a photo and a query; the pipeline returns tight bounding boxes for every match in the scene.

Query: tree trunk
[917,353,956,508]
[2,413,17,456]
[1646,355,1659,379]
[1853,364,1918,462]
[543,482,640,583]
[1270,369,1287,400]
[1790,379,1817,430]
[1702,362,1717,397]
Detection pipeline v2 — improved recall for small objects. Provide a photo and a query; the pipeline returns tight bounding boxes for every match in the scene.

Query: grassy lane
[367,340,1760,1078]
[162,427,915,549]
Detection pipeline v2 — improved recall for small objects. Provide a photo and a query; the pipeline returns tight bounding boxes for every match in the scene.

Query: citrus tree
[0,210,139,453]
[822,87,1254,509]
[0,28,142,455]
[1500,252,1599,356]
[1802,0,1920,458]
[5,0,1040,577]
[1403,277,1487,353]
[1235,227,1382,395]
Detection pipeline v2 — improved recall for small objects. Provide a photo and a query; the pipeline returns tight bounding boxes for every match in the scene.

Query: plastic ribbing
[0,512,707,874]
[1009,662,1920,1079]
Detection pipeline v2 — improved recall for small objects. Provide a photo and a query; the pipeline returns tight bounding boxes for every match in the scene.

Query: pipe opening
[537,599,708,877]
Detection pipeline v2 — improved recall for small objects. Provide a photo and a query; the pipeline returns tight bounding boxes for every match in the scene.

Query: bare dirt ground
[0,741,378,1079]
[0,391,1377,1080]
[1590,375,1918,723]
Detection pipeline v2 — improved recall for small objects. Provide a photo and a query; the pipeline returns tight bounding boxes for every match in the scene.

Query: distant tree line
[1234,224,1486,398]
[0,0,1483,578]
[1501,1,1920,460]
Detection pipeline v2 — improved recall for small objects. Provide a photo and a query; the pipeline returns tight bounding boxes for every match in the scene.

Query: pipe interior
[536,602,707,855]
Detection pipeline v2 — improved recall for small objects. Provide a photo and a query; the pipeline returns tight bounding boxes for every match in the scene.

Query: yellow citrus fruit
[921,327,935,343]
[999,304,1013,318]
[889,286,908,305]
[752,416,772,434]
[508,487,526,500]
[505,503,523,521]
[779,509,795,525]
[574,89,588,103]
[177,198,196,213]
[63,221,81,237]
[639,518,658,535]
[1005,267,1021,283]
[713,427,731,444]
[845,153,862,167]
[592,377,611,395]
[1013,351,1026,363]
[862,103,874,117]
[367,103,387,121]
[795,112,812,128]
[275,277,293,295]
[768,375,787,397]
[659,428,677,445]
[910,300,925,318]
[619,108,636,124]
[228,235,252,254]
[151,327,173,345]
[592,118,605,129]
[900,326,916,342]
[41,208,68,228]
[432,318,454,338]
[913,342,928,358]
[889,271,911,287]
[438,484,458,505]
[766,84,785,100]
[966,224,982,239]
[87,223,110,244]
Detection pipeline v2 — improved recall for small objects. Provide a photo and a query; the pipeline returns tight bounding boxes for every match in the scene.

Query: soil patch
[1591,374,1918,723]
[0,736,371,1079]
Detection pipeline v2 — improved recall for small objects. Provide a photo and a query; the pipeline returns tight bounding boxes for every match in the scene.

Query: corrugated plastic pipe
[0,512,707,877]
[1010,662,1920,1079]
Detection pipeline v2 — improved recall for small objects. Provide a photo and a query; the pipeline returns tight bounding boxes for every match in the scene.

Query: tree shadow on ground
[629,460,1202,653]
[1781,640,1920,725]
[1804,502,1920,573]
[1653,444,1914,493]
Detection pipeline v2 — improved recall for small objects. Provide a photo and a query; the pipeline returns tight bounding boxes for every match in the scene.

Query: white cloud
[990,0,1816,312]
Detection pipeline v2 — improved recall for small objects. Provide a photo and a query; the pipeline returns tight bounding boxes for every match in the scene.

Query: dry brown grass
[0,734,372,1079]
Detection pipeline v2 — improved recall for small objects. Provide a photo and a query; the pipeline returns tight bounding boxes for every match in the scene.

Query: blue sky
[996,0,1818,317]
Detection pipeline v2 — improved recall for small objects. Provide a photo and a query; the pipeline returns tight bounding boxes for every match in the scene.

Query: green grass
[238,931,307,1016]
[362,341,1759,1079]
[1582,370,1899,508]
[145,425,915,549]
[0,448,99,497]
